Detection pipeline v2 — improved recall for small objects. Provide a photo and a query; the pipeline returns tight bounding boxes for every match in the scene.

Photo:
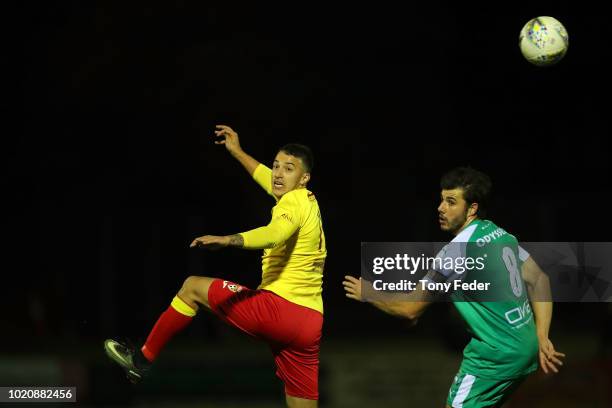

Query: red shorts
[207,278,323,400]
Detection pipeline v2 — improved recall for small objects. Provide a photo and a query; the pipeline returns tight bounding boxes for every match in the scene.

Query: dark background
[7,1,611,406]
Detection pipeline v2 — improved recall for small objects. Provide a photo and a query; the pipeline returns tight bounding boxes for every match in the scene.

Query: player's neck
[453,216,479,236]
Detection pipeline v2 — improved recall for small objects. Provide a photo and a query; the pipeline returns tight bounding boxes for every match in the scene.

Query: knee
[178,276,212,307]
[182,276,198,290]
[179,276,201,296]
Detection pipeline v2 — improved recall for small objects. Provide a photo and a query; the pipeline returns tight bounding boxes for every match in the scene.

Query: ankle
[134,348,152,368]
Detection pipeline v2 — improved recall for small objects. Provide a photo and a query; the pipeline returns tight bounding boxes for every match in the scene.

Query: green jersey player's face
[271,151,310,199]
[438,188,476,235]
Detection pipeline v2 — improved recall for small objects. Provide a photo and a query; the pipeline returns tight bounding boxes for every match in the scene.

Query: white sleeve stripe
[518,245,530,262]
[452,374,476,407]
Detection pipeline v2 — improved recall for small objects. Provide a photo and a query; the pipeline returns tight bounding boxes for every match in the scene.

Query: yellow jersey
[239,164,327,313]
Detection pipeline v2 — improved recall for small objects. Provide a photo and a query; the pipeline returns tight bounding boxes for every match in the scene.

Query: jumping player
[105,125,326,408]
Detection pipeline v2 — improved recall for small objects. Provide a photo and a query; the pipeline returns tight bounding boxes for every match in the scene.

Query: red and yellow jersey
[239,164,327,313]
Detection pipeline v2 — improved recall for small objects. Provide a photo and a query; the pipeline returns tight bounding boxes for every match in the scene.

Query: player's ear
[300,172,310,187]
[468,203,478,217]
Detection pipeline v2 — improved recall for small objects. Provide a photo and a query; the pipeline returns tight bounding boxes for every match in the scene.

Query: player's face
[271,151,310,199]
[438,188,471,234]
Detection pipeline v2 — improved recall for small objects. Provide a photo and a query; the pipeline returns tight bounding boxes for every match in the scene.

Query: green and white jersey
[433,219,538,379]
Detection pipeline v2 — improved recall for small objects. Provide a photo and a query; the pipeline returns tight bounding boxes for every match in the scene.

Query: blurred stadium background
[9,1,611,406]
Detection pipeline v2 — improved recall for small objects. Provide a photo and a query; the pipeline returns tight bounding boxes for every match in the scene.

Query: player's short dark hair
[279,143,314,172]
[440,167,492,217]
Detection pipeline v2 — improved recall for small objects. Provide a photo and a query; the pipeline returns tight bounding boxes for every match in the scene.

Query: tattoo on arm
[228,234,244,248]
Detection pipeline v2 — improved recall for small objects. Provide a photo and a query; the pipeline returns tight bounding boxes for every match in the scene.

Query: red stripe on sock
[141,305,193,362]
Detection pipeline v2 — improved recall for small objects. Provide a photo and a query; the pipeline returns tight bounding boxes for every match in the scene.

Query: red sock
[141,296,196,362]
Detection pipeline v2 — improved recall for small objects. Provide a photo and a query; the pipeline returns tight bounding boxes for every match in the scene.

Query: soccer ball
[519,16,569,66]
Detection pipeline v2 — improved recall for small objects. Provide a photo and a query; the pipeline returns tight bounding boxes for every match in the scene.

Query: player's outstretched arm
[343,275,429,324]
[190,195,299,251]
[190,234,244,250]
[522,256,566,374]
[214,124,260,176]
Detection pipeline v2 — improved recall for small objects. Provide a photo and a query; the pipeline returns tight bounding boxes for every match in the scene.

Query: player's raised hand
[190,235,230,250]
[538,337,565,374]
[214,125,242,156]
[343,275,364,302]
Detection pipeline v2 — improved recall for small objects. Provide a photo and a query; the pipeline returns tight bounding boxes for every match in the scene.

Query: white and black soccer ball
[519,16,569,66]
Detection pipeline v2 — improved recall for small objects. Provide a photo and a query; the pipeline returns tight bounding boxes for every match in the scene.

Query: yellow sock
[170,296,196,317]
